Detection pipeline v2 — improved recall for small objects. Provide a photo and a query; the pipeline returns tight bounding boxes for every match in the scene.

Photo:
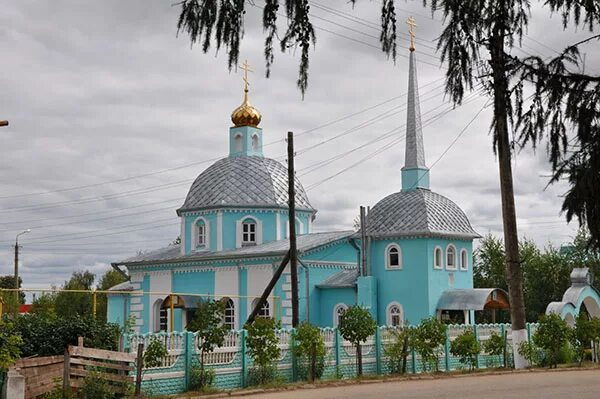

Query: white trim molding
[384,243,402,270]
[333,303,349,327]
[180,217,186,256]
[460,248,468,271]
[191,216,210,251]
[236,215,263,248]
[433,246,443,270]
[276,213,281,240]
[217,211,223,251]
[446,244,457,270]
[385,302,404,327]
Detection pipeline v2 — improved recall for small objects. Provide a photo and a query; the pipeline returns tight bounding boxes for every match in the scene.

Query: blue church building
[108,44,505,334]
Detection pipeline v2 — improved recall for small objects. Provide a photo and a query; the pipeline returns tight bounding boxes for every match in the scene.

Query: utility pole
[287,131,299,327]
[360,206,367,276]
[14,229,30,310]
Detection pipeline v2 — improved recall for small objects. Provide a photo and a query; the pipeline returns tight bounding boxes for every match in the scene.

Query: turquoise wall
[316,288,355,327]
[107,295,128,326]
[183,212,218,253]
[141,275,151,333]
[172,270,215,296]
[229,126,264,157]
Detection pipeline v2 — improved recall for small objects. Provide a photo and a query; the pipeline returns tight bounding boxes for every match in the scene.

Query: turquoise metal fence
[126,323,538,396]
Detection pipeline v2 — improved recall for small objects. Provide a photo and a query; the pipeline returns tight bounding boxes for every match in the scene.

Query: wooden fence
[13,355,64,398]
[8,339,141,399]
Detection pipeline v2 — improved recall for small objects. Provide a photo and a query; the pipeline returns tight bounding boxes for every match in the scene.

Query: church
[107,34,508,334]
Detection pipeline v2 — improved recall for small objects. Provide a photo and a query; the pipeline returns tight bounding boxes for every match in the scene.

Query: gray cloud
[0,0,593,291]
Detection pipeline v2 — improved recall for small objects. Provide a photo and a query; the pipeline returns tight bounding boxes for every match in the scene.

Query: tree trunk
[356,344,363,376]
[489,28,528,369]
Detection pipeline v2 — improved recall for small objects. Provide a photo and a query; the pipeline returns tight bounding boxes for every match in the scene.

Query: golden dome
[231,90,262,127]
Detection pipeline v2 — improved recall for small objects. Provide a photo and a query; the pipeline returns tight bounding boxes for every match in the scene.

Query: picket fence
[126,323,539,396]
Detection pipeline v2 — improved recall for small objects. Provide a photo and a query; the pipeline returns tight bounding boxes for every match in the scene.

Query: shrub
[292,322,326,382]
[338,306,377,376]
[412,317,446,372]
[483,331,506,367]
[533,314,572,368]
[190,366,216,391]
[143,338,168,369]
[572,315,600,365]
[383,327,411,374]
[0,318,22,371]
[450,330,480,371]
[518,341,542,367]
[245,317,280,386]
[247,365,279,387]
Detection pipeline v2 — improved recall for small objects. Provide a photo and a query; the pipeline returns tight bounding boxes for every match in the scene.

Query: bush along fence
[126,322,539,396]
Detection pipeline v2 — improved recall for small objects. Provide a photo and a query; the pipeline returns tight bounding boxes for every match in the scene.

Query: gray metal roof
[316,269,359,289]
[404,50,427,170]
[546,268,600,316]
[437,288,509,311]
[177,156,314,214]
[107,281,135,292]
[114,231,354,266]
[365,188,480,239]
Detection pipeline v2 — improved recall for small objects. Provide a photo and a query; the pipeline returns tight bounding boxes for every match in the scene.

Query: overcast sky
[0,0,597,292]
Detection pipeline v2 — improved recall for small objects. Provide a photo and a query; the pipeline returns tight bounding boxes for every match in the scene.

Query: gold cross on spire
[240,60,253,93]
[407,16,417,52]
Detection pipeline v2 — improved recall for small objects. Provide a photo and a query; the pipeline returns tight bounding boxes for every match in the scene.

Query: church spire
[401,17,430,191]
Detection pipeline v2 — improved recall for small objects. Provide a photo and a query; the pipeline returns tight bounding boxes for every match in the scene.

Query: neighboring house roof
[113,231,355,266]
[107,281,136,291]
[316,269,359,289]
[177,156,314,215]
[437,288,510,311]
[364,188,480,239]
[19,304,32,314]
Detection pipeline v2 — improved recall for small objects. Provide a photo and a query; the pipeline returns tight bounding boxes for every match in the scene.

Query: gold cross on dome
[407,16,417,51]
[240,60,253,92]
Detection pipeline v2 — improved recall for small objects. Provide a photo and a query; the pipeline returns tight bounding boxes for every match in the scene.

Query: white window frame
[192,216,210,251]
[434,246,443,269]
[251,133,259,151]
[333,303,348,327]
[460,249,468,271]
[153,299,168,332]
[236,215,263,248]
[285,216,305,238]
[222,297,235,330]
[446,244,457,270]
[251,298,270,318]
[386,302,404,327]
[385,243,402,270]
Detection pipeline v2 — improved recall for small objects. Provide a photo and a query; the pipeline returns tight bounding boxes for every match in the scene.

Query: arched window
[251,134,259,151]
[386,303,403,327]
[333,303,348,327]
[434,247,443,269]
[197,220,206,247]
[222,298,235,329]
[251,298,270,318]
[385,244,402,270]
[154,299,168,332]
[234,134,243,152]
[242,219,257,246]
[446,245,457,270]
[460,249,468,271]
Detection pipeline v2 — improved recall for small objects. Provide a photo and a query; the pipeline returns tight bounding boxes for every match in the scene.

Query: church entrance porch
[437,288,510,325]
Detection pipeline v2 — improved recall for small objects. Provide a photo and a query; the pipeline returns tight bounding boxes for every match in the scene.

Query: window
[197,221,206,247]
[434,247,443,269]
[222,298,235,329]
[333,303,348,327]
[242,219,257,246]
[154,299,168,332]
[234,134,243,152]
[446,245,457,270]
[385,244,402,270]
[386,303,403,327]
[251,134,259,151]
[251,298,269,318]
[460,249,468,271]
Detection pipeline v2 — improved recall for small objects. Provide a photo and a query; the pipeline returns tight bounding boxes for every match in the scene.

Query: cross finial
[407,16,417,52]
[240,60,253,93]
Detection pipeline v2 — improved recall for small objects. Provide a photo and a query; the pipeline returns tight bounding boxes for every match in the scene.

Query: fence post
[240,330,247,388]
[501,324,506,368]
[444,328,450,372]
[411,348,416,374]
[290,329,297,382]
[62,348,70,395]
[184,332,193,391]
[526,323,532,344]
[134,343,144,398]
[375,327,382,375]
[334,328,341,373]
[473,324,480,369]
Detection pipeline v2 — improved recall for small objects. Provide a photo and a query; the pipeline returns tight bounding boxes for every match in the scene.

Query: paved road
[245,369,600,399]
